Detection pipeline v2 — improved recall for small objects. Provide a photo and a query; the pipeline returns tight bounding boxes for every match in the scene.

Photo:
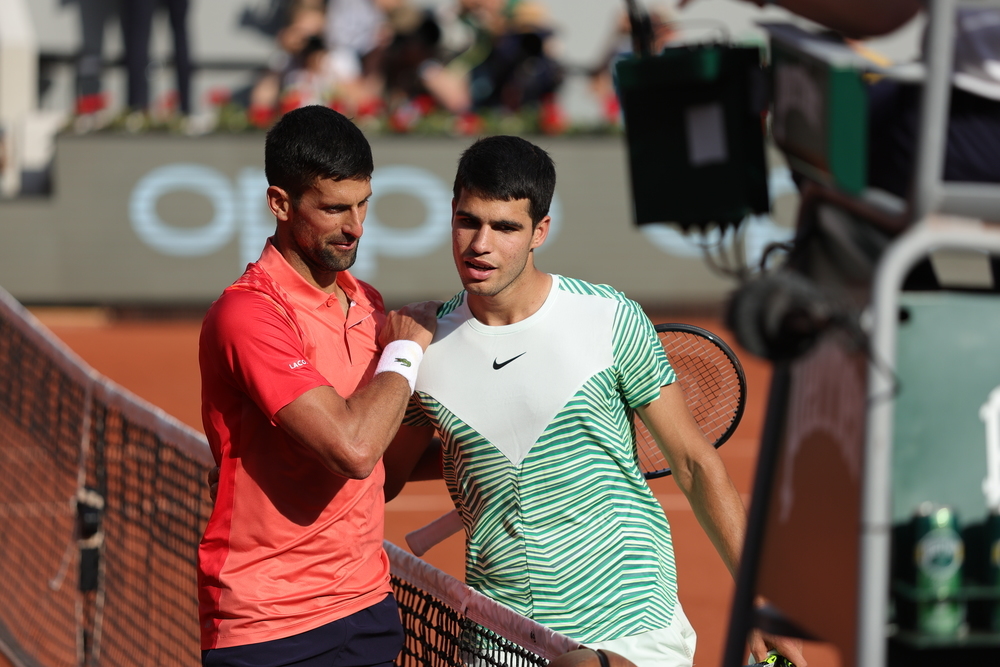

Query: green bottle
[913,503,966,636]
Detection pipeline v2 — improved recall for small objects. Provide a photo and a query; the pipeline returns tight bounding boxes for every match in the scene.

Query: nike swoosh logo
[492,352,526,370]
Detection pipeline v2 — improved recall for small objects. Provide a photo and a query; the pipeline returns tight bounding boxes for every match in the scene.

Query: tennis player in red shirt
[198,105,437,667]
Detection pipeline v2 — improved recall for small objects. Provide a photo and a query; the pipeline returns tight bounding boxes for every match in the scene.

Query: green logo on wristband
[395,358,412,367]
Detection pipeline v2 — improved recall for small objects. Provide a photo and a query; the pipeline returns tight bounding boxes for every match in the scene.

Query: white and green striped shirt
[404,275,678,643]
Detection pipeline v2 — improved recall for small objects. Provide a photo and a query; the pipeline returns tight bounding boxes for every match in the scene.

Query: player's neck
[467,269,552,326]
[273,237,341,294]
[272,237,350,314]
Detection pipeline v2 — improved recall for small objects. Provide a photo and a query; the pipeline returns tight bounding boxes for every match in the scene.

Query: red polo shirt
[198,240,390,649]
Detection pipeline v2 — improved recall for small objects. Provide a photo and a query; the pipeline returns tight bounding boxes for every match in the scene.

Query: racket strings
[634,328,746,478]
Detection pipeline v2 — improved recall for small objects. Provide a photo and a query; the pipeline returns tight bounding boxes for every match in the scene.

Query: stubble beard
[314,243,358,273]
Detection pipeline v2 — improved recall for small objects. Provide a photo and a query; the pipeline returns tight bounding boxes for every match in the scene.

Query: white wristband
[375,340,424,393]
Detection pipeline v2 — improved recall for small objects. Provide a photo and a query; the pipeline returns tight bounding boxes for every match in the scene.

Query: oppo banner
[0,134,795,307]
[126,163,564,282]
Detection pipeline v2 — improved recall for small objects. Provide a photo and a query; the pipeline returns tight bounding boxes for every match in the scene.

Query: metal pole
[908,0,957,221]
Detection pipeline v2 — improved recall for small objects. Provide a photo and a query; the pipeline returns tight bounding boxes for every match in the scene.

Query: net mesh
[0,287,577,667]
[635,324,747,479]
[387,541,578,667]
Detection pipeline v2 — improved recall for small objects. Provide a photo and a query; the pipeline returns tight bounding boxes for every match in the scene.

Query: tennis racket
[405,323,747,556]
[638,323,747,479]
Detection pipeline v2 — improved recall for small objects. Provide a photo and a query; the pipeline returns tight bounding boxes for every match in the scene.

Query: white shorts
[587,604,698,667]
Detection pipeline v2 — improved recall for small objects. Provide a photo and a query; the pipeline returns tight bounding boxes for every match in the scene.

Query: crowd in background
[68,0,680,134]
[245,0,567,131]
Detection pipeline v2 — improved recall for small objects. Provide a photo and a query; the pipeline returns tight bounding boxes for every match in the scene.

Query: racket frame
[640,322,747,480]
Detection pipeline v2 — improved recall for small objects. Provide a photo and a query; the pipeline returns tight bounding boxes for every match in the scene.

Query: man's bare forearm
[674,454,747,579]
[276,372,415,479]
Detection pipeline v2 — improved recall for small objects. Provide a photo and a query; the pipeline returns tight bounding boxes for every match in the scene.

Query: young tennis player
[384,136,806,667]
[197,105,437,667]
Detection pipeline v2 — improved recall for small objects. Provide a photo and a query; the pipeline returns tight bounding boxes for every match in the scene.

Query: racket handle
[404,509,463,556]
[749,651,794,667]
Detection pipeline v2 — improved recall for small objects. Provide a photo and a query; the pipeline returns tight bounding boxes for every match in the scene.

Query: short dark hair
[453,136,556,224]
[265,106,373,201]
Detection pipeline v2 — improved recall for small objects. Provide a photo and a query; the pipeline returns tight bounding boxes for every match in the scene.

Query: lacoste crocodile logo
[395,358,412,367]
[492,352,526,370]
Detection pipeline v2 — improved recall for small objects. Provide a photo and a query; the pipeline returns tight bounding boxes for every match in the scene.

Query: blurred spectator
[323,0,446,112]
[120,0,192,117]
[250,0,323,114]
[467,1,563,109]
[281,34,370,110]
[65,0,119,122]
[379,4,444,105]
[248,1,331,123]
[326,0,442,107]
[419,0,563,113]
[437,0,509,73]
[249,0,401,124]
[588,4,677,124]
[324,0,388,73]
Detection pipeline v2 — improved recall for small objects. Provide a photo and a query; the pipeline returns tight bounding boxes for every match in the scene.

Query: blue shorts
[202,595,404,667]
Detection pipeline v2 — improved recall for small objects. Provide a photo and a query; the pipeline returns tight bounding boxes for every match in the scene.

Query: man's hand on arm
[275,300,440,479]
[378,300,441,350]
[636,383,807,666]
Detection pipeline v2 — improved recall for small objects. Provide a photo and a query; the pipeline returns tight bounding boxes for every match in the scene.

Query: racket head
[637,323,747,479]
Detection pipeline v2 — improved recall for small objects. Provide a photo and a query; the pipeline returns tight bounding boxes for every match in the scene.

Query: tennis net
[0,285,578,667]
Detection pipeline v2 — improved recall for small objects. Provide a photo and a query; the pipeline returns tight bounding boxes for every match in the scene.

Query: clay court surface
[20,307,838,667]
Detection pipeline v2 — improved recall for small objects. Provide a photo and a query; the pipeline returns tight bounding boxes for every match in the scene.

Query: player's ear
[267,186,293,222]
[530,215,551,250]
